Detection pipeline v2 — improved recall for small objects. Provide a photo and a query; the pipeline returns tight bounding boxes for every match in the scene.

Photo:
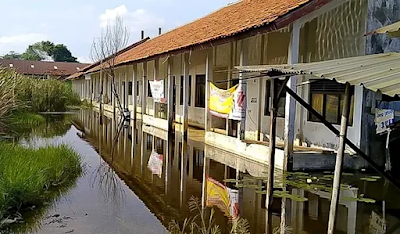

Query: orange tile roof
[85,0,330,74]
[115,0,314,65]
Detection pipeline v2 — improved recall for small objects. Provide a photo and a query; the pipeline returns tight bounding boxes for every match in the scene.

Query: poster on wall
[147,150,163,178]
[149,80,165,103]
[209,83,246,121]
[206,176,240,220]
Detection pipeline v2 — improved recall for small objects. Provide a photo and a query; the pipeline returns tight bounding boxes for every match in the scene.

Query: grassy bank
[0,143,82,222]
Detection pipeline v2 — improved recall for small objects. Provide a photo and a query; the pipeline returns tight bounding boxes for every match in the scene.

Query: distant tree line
[1,41,78,63]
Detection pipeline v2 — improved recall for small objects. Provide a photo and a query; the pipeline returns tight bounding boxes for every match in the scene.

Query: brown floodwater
[5,109,400,234]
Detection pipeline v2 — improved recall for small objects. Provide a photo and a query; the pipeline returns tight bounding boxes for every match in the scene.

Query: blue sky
[0,0,232,63]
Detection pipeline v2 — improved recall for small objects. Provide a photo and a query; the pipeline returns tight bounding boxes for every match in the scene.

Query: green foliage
[0,142,82,222]
[0,68,24,123]
[9,112,45,126]
[21,45,42,61]
[17,78,81,112]
[168,196,250,234]
[52,44,77,62]
[2,51,22,60]
[20,41,77,62]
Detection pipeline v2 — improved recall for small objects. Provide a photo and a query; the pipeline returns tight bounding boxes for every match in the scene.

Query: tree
[2,51,22,60]
[52,44,77,62]
[20,41,77,62]
[90,16,130,116]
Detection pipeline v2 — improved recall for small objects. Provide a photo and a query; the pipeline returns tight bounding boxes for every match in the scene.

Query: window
[193,148,204,182]
[128,82,133,95]
[147,81,152,97]
[180,75,192,106]
[136,81,140,96]
[264,79,286,117]
[309,79,354,125]
[195,75,206,108]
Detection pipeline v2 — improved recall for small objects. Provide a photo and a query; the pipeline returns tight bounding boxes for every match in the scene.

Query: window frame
[308,79,354,125]
[264,79,286,117]
[195,74,206,108]
[180,75,192,106]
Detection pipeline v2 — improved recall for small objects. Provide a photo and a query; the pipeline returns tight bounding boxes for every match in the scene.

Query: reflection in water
[22,108,398,234]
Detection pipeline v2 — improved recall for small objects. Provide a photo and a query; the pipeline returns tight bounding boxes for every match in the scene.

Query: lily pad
[360,177,378,182]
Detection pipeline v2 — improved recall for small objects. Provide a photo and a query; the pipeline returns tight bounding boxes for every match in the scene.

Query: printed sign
[149,80,165,103]
[206,176,239,220]
[147,150,163,178]
[375,109,394,134]
[209,83,246,121]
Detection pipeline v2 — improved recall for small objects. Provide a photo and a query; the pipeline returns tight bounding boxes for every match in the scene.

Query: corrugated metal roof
[366,21,400,37]
[236,52,400,97]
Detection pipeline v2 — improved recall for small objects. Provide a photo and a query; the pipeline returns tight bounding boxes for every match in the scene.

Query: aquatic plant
[168,196,251,234]
[0,142,82,225]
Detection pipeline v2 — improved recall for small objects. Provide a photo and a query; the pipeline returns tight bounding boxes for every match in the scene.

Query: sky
[0,0,233,63]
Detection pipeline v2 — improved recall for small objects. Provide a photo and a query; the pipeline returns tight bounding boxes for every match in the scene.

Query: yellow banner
[209,83,238,118]
[206,176,240,220]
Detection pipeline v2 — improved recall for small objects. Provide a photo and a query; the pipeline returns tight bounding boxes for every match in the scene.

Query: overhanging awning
[365,21,400,37]
[236,52,400,97]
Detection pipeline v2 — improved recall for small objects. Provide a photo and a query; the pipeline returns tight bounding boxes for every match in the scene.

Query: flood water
[6,109,400,234]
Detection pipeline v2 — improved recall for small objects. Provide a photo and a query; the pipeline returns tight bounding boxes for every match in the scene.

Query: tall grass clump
[17,78,81,112]
[0,68,24,124]
[0,142,82,221]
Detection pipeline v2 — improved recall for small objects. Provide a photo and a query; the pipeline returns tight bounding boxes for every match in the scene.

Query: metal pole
[327,82,351,234]
[265,78,276,234]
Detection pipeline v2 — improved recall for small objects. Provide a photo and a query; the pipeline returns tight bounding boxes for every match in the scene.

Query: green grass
[9,112,45,126]
[0,142,82,221]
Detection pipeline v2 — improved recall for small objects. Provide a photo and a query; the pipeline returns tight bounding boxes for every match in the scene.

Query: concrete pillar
[239,39,248,140]
[226,42,234,136]
[167,58,174,132]
[125,67,129,109]
[183,53,190,139]
[132,64,138,121]
[201,153,210,208]
[180,140,188,208]
[142,62,147,115]
[284,20,300,171]
[153,59,159,118]
[205,49,214,131]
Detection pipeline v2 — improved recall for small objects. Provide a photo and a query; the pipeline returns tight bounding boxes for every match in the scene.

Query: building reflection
[72,109,395,234]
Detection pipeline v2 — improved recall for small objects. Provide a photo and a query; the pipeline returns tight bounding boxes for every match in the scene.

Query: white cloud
[77,56,91,63]
[99,5,165,39]
[0,33,48,55]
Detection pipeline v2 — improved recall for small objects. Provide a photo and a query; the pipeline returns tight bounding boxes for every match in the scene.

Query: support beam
[201,154,210,208]
[239,40,248,140]
[167,58,174,132]
[284,20,300,172]
[132,64,137,121]
[226,42,234,136]
[265,79,277,234]
[165,132,174,195]
[142,62,148,115]
[327,83,352,234]
[180,140,188,208]
[125,67,129,109]
[183,53,190,140]
[153,59,159,118]
[205,49,214,131]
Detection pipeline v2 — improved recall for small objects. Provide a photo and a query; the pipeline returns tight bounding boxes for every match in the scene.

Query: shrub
[17,78,81,112]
